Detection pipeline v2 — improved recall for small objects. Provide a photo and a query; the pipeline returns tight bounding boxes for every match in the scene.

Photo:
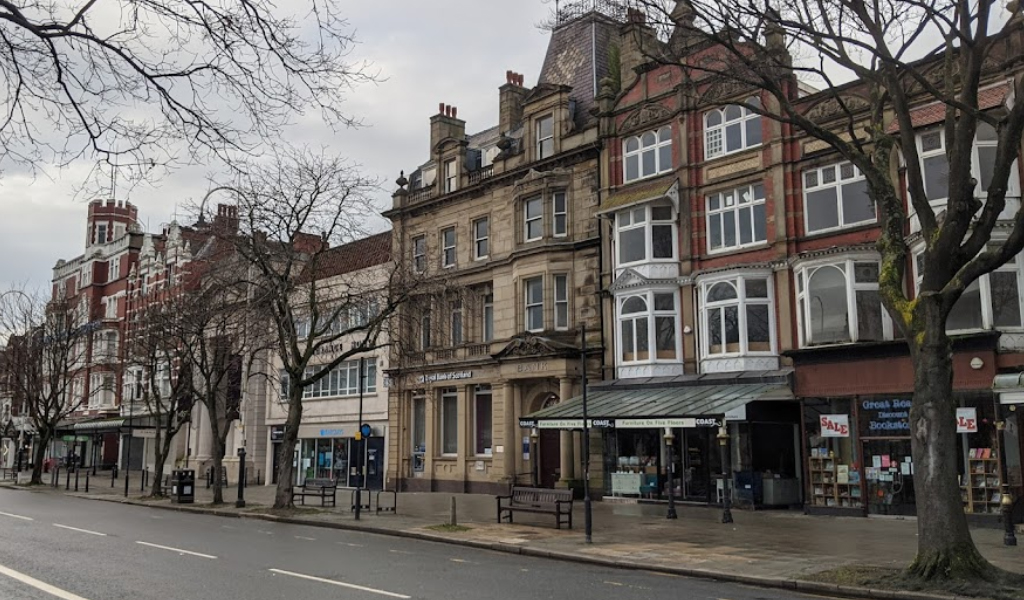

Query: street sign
[61,435,75,442]
[360,423,372,438]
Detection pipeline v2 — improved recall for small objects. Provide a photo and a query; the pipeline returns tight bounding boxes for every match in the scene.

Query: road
[0,487,837,600]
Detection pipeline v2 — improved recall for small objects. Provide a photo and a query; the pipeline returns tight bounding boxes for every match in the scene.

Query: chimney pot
[506,70,513,84]
[439,102,445,114]
[452,106,458,119]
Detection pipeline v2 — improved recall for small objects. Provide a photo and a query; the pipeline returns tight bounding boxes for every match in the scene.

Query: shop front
[521,373,801,508]
[291,423,386,490]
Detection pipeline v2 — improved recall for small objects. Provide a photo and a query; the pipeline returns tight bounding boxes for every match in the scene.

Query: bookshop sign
[859,398,911,436]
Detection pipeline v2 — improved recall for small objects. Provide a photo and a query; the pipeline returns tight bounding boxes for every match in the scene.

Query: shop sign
[270,426,285,442]
[955,408,978,433]
[617,417,721,429]
[319,429,344,437]
[820,414,850,438]
[860,398,911,435]
[416,370,473,384]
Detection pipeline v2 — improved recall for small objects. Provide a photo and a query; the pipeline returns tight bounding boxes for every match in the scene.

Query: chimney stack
[499,70,528,136]
[430,101,467,153]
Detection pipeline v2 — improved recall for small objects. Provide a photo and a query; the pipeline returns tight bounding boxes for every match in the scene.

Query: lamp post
[997,420,1017,546]
[235,446,246,508]
[717,424,733,524]
[580,323,592,544]
[355,357,365,521]
[530,428,539,487]
[664,428,677,519]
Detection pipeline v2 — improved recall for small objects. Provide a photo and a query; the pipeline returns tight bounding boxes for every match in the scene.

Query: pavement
[5,472,1023,600]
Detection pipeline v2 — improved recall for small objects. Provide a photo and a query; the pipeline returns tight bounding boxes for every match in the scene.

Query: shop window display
[804,398,862,509]
[957,398,1002,514]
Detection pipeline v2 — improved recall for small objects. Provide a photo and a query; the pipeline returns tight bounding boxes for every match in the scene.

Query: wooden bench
[292,478,338,507]
[496,486,574,529]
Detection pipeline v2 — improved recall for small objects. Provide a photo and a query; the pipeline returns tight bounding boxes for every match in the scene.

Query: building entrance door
[683,428,710,502]
[539,429,560,488]
[863,438,916,516]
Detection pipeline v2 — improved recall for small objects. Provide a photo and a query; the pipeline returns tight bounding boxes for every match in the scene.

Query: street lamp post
[236,446,246,508]
[997,420,1017,546]
[717,425,733,524]
[664,428,677,519]
[580,324,592,544]
[530,428,539,487]
[355,357,365,521]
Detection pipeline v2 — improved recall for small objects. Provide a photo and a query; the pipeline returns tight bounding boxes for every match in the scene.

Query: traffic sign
[360,423,372,438]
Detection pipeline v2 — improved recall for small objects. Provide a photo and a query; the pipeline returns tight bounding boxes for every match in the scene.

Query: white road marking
[269,568,411,599]
[0,562,91,600]
[294,536,316,541]
[135,541,217,559]
[339,542,363,547]
[388,549,413,555]
[53,524,106,537]
[257,530,274,535]
[0,511,32,521]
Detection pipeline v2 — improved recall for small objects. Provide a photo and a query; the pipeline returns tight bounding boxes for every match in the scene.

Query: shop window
[704,98,761,159]
[440,388,458,455]
[707,182,767,253]
[473,217,489,260]
[412,394,426,472]
[803,398,861,509]
[525,277,544,332]
[623,126,673,183]
[474,385,492,456]
[700,275,773,357]
[617,290,678,364]
[803,162,875,234]
[796,258,890,346]
[956,397,1001,514]
[913,250,1023,332]
[615,204,676,267]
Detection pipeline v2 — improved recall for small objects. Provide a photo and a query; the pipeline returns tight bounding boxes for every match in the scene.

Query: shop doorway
[863,438,916,516]
[682,429,710,502]
[539,429,560,488]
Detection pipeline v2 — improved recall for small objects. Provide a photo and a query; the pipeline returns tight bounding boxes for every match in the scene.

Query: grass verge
[426,524,472,533]
[805,566,1024,600]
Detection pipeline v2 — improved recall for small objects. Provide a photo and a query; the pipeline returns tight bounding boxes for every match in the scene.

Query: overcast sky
[0,1,556,291]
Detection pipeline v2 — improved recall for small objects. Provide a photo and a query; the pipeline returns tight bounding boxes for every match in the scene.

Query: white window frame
[699,274,776,358]
[704,98,762,159]
[614,203,677,267]
[412,235,426,273]
[615,289,681,365]
[95,223,107,245]
[473,384,493,456]
[441,227,456,268]
[623,126,673,183]
[525,277,544,332]
[473,217,489,260]
[537,114,554,159]
[296,359,378,400]
[444,159,458,194]
[915,125,1021,213]
[554,274,569,330]
[803,162,876,235]
[706,182,768,253]
[440,387,458,456]
[109,258,120,281]
[795,256,894,347]
[552,191,568,237]
[524,196,543,242]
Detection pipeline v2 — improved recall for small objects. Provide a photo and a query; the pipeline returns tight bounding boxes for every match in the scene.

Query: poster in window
[955,407,978,433]
[819,414,850,437]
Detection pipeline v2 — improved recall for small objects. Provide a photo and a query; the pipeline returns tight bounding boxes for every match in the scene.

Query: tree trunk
[273,388,304,509]
[30,431,51,485]
[211,438,226,505]
[151,430,175,497]
[906,318,994,580]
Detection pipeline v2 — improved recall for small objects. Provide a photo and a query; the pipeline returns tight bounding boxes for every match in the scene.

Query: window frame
[412,235,426,273]
[552,191,568,237]
[473,384,493,456]
[706,182,768,254]
[699,274,776,358]
[795,257,894,347]
[524,277,544,332]
[473,217,489,260]
[524,196,543,242]
[536,114,554,160]
[482,293,494,342]
[915,125,1021,209]
[444,158,458,194]
[622,125,673,183]
[802,161,876,235]
[615,289,680,365]
[411,393,426,470]
[440,387,458,456]
[554,274,569,330]
[614,203,678,267]
[704,99,762,160]
[441,226,456,268]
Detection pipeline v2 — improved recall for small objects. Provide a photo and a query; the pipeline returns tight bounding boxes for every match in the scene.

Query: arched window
[796,259,888,346]
[704,97,762,159]
[623,126,673,183]
[618,292,679,364]
[702,277,773,356]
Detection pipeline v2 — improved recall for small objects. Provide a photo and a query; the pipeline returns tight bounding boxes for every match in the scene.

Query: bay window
[623,126,673,183]
[701,276,774,356]
[525,196,543,241]
[704,98,762,159]
[797,259,890,346]
[525,277,544,332]
[707,182,767,252]
[615,204,676,266]
[617,290,679,363]
[914,250,1023,332]
[803,162,875,234]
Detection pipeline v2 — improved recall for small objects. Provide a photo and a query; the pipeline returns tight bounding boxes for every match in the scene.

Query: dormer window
[537,115,554,159]
[704,97,762,159]
[444,159,458,194]
[623,126,672,183]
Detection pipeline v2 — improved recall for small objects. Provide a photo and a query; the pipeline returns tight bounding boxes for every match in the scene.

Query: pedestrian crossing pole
[581,323,592,544]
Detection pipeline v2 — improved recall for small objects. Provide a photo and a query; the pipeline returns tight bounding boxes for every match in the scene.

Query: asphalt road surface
[0,488,838,600]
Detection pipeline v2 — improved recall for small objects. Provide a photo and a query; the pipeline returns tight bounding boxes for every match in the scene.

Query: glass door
[683,428,710,502]
[863,438,916,516]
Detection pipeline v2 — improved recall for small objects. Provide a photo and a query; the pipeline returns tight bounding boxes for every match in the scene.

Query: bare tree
[0,289,90,484]
[622,0,1024,580]
[0,0,374,190]
[202,148,414,509]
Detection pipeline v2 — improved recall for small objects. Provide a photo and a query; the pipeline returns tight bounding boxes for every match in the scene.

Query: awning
[597,179,679,216]
[73,418,126,432]
[993,372,1024,404]
[520,382,793,430]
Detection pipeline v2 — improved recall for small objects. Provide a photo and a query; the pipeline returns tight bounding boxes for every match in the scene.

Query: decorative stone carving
[493,334,578,359]
[805,95,872,123]
[616,363,685,379]
[706,155,761,180]
[701,356,780,374]
[620,103,673,134]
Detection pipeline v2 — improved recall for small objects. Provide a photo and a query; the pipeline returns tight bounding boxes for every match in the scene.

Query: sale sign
[956,408,978,433]
[820,414,850,437]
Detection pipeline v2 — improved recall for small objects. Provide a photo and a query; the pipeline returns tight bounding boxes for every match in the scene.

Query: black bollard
[65,465,70,491]
[85,472,90,493]
[74,467,80,492]
[111,466,116,488]
[141,470,146,492]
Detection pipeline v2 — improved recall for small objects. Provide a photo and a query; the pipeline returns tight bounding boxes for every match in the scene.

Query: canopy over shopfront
[73,418,126,433]
[519,375,794,430]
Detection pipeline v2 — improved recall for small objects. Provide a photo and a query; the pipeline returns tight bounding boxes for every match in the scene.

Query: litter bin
[171,469,195,504]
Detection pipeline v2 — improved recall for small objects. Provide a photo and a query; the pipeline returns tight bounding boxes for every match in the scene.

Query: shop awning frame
[520,380,794,430]
[73,418,126,433]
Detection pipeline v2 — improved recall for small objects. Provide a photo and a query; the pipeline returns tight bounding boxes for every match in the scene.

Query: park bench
[496,486,574,529]
[292,478,338,507]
